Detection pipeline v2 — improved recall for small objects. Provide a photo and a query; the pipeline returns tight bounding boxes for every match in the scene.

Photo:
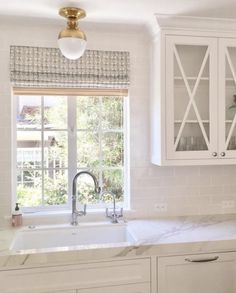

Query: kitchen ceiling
[1,0,236,29]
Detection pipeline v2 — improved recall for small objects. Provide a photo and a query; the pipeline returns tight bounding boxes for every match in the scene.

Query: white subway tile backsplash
[199,186,224,195]
[184,175,211,187]
[211,175,236,185]
[174,166,200,177]
[223,165,236,174]
[223,185,236,194]
[160,176,186,187]
[134,177,162,188]
[200,165,224,175]
[148,166,174,177]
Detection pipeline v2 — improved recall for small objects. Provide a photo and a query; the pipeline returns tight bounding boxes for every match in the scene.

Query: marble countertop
[1,214,236,270]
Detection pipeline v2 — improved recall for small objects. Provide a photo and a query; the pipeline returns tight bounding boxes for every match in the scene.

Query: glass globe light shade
[58,37,87,60]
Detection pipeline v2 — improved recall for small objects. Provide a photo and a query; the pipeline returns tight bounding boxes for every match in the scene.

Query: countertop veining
[1,214,236,270]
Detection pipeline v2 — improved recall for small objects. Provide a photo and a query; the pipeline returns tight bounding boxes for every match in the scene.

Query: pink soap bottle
[12,203,22,227]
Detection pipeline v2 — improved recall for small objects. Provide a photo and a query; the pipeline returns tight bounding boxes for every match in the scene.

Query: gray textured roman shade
[10,46,130,89]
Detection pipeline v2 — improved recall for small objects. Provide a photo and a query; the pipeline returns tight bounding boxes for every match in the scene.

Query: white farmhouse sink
[10,223,135,252]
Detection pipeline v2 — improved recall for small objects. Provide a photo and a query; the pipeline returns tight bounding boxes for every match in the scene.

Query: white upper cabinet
[219,38,236,159]
[166,35,218,161]
[151,15,236,165]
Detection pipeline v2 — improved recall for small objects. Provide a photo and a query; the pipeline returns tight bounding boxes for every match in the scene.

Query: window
[13,91,129,211]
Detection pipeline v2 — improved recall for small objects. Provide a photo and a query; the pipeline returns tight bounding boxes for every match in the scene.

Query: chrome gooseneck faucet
[71,171,101,226]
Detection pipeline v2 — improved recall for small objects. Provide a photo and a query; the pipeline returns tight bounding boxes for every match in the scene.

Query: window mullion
[123,96,130,209]
[68,96,77,208]
[98,96,103,201]
[41,95,45,206]
[12,95,18,211]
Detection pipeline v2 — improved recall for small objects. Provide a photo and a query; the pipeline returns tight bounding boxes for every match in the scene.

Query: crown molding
[155,14,236,33]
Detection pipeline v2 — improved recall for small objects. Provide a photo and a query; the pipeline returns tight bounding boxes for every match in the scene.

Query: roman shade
[10,46,130,89]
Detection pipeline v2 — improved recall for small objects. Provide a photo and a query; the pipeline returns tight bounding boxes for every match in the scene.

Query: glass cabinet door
[165,36,218,160]
[219,39,236,159]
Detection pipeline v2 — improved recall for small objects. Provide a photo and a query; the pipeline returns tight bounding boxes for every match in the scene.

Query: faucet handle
[105,206,123,223]
[77,204,86,216]
[96,186,101,194]
[105,207,109,218]
[83,203,87,215]
[120,207,123,218]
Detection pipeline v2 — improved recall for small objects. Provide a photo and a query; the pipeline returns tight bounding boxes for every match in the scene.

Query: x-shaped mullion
[225,49,236,149]
[174,46,210,151]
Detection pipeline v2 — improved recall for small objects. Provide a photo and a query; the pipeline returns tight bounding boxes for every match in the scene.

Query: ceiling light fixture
[58,7,87,60]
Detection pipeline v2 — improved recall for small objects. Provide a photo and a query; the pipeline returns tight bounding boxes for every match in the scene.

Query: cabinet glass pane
[173,45,210,152]
[224,47,236,150]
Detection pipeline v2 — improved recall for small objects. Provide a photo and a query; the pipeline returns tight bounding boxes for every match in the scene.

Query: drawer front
[42,289,77,293]
[158,252,236,293]
[77,282,150,293]
[0,258,150,293]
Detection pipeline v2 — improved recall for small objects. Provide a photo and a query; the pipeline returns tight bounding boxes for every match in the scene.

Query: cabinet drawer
[0,258,150,293]
[77,282,150,293]
[158,252,236,293]
[40,290,77,293]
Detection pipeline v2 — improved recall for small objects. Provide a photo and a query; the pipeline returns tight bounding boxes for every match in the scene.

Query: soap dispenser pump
[12,203,22,227]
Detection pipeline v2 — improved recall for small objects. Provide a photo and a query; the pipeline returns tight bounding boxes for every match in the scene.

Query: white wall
[0,19,236,226]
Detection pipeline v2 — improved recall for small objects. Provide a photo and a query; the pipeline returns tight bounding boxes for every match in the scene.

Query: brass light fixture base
[58,6,87,60]
[59,7,86,20]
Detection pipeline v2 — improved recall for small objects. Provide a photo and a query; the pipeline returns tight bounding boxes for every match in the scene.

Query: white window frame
[12,88,130,213]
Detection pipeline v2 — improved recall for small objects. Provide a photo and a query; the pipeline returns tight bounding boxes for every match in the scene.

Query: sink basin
[10,223,135,252]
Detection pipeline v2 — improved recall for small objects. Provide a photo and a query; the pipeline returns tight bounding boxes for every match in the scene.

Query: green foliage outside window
[16,95,126,208]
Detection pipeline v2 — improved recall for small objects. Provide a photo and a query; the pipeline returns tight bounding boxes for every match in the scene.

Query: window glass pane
[44,96,67,129]
[102,132,124,167]
[77,132,99,168]
[15,94,127,210]
[102,97,123,129]
[77,96,100,129]
[17,170,42,207]
[17,96,41,129]
[44,170,68,205]
[102,169,123,202]
[17,131,42,168]
[76,171,100,204]
[44,131,68,168]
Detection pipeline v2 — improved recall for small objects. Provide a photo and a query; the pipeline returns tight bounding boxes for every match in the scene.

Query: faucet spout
[71,171,101,226]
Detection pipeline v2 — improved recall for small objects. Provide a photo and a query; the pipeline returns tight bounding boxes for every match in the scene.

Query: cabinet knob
[220,152,226,157]
[212,152,217,157]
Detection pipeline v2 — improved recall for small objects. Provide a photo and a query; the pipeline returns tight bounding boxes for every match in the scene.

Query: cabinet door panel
[166,35,218,160]
[219,38,236,159]
[43,291,75,293]
[0,258,150,293]
[158,252,236,293]
[77,283,150,293]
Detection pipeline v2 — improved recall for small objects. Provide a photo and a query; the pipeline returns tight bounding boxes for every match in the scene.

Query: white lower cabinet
[0,258,150,293]
[76,283,150,293]
[158,252,236,293]
[43,290,74,293]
